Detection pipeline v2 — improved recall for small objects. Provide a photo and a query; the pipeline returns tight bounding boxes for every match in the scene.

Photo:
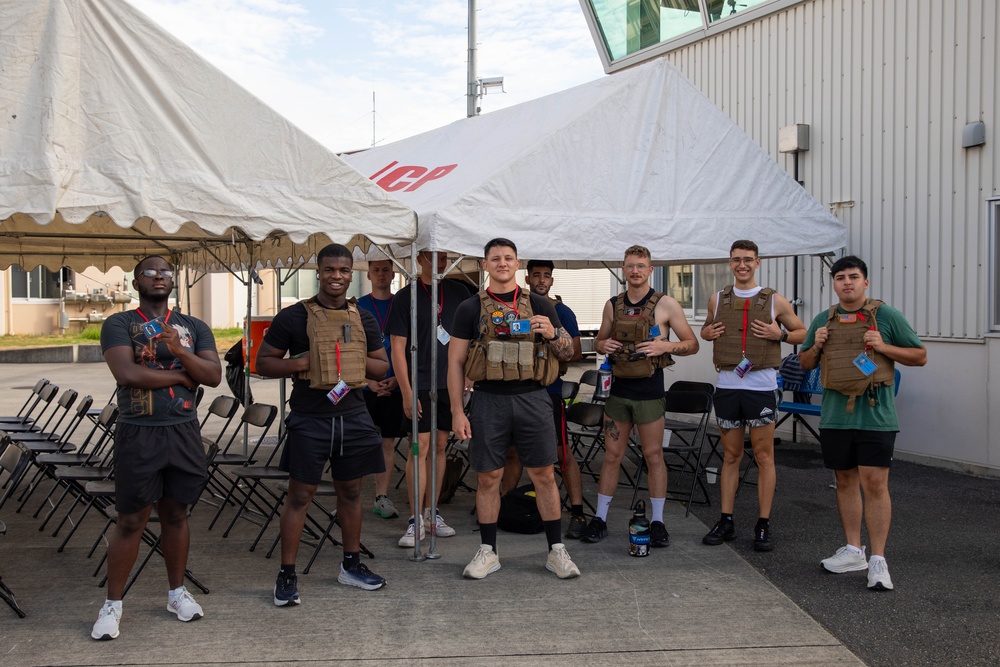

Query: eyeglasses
[624,263,649,271]
[728,257,757,266]
[139,269,174,278]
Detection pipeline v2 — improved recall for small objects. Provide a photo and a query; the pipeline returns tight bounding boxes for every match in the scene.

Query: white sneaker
[429,509,456,537]
[546,543,581,579]
[166,587,204,622]
[463,544,501,579]
[867,557,894,591]
[397,516,425,548]
[821,545,868,573]
[91,601,121,640]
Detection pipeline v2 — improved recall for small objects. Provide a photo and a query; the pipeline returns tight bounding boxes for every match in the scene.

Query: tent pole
[426,251,441,559]
[408,244,425,561]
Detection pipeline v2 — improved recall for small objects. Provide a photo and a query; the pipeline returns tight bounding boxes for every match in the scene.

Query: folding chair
[565,401,606,482]
[10,393,90,449]
[0,519,26,617]
[18,403,118,518]
[0,439,32,512]
[206,402,279,530]
[265,479,374,575]
[666,380,720,465]
[196,395,242,504]
[0,378,50,425]
[578,369,605,403]
[628,389,712,516]
[220,429,290,544]
[0,384,59,434]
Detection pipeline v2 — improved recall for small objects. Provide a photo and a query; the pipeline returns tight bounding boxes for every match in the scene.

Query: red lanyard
[486,286,520,317]
[370,297,391,331]
[857,311,875,350]
[335,342,342,380]
[740,300,749,355]
[419,280,444,316]
[136,308,171,325]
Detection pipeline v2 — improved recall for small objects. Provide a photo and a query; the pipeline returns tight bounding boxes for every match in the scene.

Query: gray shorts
[468,389,558,472]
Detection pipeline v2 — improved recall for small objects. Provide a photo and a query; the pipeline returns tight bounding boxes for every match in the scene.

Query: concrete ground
[0,357,989,666]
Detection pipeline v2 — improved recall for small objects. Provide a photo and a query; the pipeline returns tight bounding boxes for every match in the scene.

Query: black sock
[279,563,295,575]
[571,504,585,518]
[721,513,734,524]
[755,517,769,530]
[480,522,498,554]
[544,519,562,549]
[343,552,360,569]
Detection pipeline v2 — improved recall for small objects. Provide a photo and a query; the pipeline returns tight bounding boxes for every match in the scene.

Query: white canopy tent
[0,0,416,274]
[345,56,846,264]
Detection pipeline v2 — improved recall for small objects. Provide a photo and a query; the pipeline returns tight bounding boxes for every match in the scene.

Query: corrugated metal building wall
[609,0,999,470]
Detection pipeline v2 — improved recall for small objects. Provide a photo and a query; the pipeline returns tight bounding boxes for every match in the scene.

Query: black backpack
[497,484,544,534]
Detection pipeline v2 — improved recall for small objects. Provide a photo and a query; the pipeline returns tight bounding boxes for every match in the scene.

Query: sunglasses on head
[139,269,174,278]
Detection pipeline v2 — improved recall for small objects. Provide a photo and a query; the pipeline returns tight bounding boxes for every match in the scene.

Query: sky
[128,0,607,153]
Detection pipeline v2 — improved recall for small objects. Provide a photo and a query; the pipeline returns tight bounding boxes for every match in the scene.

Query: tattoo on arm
[550,328,574,361]
[604,419,621,441]
[671,342,693,355]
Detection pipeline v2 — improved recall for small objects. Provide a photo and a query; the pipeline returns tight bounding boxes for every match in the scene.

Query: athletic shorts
[279,412,385,484]
[413,388,454,434]
[714,388,780,429]
[468,389,558,472]
[113,420,207,515]
[820,429,896,470]
[363,391,407,439]
[604,395,666,426]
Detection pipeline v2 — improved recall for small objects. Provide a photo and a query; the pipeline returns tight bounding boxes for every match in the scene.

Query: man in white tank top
[700,240,806,552]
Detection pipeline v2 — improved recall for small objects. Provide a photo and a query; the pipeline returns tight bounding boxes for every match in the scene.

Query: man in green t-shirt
[799,256,926,592]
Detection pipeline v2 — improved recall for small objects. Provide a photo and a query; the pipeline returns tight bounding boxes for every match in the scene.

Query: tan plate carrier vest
[609,292,674,379]
[464,290,560,386]
[712,286,781,372]
[819,299,894,412]
[299,297,368,390]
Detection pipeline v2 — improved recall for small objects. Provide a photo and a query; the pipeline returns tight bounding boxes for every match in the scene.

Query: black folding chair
[628,390,713,517]
[0,519,26,617]
[0,378,50,426]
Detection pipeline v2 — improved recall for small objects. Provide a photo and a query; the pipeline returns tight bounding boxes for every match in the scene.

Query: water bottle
[629,500,650,557]
[595,357,612,400]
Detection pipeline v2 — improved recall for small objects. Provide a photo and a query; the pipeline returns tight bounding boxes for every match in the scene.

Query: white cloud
[125,0,605,152]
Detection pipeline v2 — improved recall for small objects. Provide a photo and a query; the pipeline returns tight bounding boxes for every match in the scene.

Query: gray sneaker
[373,495,399,519]
[821,545,868,573]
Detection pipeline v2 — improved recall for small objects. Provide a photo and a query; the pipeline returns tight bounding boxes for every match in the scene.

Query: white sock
[846,544,865,557]
[596,494,613,521]
[105,599,122,612]
[868,554,885,564]
[168,586,185,600]
[650,497,666,523]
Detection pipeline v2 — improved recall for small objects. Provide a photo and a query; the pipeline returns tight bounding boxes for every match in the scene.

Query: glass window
[10,265,65,300]
[662,263,730,318]
[279,269,319,300]
[590,0,704,62]
[705,0,773,23]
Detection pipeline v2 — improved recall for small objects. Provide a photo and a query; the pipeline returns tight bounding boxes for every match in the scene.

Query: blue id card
[510,319,532,334]
[853,353,878,376]
[648,325,661,339]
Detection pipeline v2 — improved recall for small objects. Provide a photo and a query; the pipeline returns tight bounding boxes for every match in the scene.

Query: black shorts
[468,389,557,472]
[820,429,896,470]
[714,388,780,428]
[113,420,207,515]
[413,388,453,434]
[363,390,407,438]
[279,412,386,484]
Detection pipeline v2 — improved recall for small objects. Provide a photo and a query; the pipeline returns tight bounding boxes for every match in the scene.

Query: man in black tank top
[581,245,699,548]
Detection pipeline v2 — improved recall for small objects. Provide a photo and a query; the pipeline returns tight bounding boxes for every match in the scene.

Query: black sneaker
[565,515,588,540]
[580,517,608,543]
[650,521,669,547]
[273,571,300,607]
[753,524,774,552]
[702,519,736,546]
[338,562,387,591]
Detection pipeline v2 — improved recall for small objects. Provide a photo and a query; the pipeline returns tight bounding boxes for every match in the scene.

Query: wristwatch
[780,329,788,343]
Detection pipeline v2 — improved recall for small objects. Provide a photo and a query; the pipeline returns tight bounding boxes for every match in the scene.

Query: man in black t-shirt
[256,244,390,605]
[583,245,699,548]
[92,256,221,641]
[448,238,581,580]
[387,251,469,547]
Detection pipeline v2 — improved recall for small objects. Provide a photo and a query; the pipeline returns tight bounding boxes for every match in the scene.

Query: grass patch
[0,327,245,352]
